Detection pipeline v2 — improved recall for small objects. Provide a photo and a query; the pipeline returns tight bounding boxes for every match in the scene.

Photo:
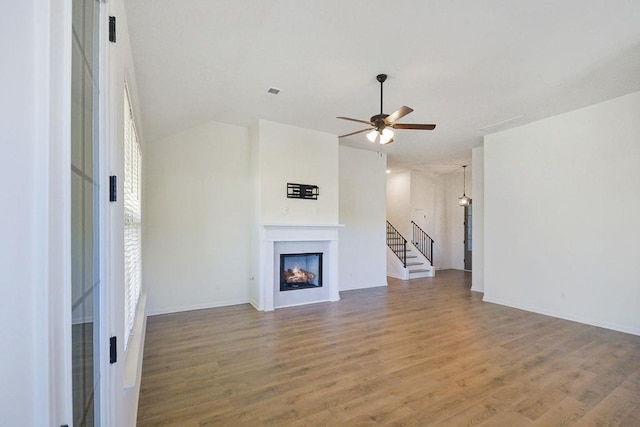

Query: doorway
[464,201,472,271]
[412,209,428,233]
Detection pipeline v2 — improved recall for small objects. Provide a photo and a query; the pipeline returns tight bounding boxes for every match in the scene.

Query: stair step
[395,254,417,259]
[406,262,422,266]
[409,268,431,273]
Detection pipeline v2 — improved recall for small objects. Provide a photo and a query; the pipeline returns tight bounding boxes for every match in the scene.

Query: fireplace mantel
[257,224,343,311]
[261,223,344,233]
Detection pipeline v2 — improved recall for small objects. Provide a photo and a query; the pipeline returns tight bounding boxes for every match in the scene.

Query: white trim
[44,0,73,425]
[146,298,251,316]
[272,299,337,310]
[105,8,122,424]
[96,1,113,424]
[341,282,388,291]
[482,295,640,337]
[124,293,147,389]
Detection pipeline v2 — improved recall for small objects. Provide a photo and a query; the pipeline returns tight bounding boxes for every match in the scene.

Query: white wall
[258,120,339,225]
[386,171,411,237]
[248,123,261,308]
[0,2,59,424]
[143,121,252,314]
[339,147,388,290]
[145,118,396,313]
[436,171,467,270]
[471,147,485,292]
[410,170,438,239]
[484,90,640,335]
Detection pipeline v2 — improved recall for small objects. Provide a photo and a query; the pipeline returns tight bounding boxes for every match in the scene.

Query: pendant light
[458,165,471,207]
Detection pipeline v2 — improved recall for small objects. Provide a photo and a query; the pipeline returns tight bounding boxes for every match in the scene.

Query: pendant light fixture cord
[462,165,467,196]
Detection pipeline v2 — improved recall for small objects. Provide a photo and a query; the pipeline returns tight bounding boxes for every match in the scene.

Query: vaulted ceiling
[124,0,640,171]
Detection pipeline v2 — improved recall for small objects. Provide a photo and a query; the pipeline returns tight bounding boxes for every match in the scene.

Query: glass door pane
[71,0,99,425]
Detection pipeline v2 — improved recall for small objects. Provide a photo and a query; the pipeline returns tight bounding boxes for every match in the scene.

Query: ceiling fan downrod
[377,74,387,115]
[373,74,389,129]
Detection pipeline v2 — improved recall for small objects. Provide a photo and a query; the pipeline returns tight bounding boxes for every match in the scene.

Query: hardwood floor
[137,270,640,426]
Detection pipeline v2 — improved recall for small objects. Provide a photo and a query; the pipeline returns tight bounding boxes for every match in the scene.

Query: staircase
[386,221,435,280]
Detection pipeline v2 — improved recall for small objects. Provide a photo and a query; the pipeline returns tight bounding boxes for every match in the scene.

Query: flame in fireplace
[283,266,316,284]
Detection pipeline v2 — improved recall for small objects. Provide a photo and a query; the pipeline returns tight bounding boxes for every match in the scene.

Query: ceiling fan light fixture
[336,73,436,142]
[379,128,394,144]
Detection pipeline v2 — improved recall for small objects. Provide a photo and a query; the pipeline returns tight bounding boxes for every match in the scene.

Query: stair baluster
[411,221,434,266]
[386,221,407,268]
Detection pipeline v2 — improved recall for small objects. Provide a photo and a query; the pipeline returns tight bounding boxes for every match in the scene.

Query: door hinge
[109,16,116,43]
[109,175,117,202]
[109,336,117,364]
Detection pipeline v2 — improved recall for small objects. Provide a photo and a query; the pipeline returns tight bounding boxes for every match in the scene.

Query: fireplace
[257,224,341,311]
[280,252,323,291]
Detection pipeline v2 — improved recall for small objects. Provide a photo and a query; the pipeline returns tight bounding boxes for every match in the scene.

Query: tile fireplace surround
[258,224,342,311]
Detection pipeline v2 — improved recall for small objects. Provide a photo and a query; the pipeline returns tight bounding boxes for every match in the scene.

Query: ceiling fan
[337,74,436,144]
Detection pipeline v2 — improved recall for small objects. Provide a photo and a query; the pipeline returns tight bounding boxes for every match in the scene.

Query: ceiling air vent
[267,87,280,95]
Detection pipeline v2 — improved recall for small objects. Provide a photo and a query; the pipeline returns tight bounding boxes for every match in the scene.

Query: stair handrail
[386,221,407,268]
[411,221,434,265]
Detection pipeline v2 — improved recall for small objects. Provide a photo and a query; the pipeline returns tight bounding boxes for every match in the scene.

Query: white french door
[71,0,102,424]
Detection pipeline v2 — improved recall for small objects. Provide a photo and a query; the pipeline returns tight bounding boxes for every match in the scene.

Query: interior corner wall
[410,171,438,241]
[386,171,411,236]
[471,147,484,292]
[1,1,55,424]
[248,122,261,308]
[338,146,388,290]
[484,90,640,335]
[258,120,339,224]
[143,120,252,315]
[435,170,469,270]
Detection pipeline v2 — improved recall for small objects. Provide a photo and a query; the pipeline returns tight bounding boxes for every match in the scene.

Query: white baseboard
[274,298,334,310]
[339,282,388,291]
[248,299,261,311]
[482,294,640,337]
[147,298,250,316]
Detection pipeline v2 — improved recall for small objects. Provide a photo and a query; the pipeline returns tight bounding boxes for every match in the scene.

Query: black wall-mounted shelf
[287,183,319,200]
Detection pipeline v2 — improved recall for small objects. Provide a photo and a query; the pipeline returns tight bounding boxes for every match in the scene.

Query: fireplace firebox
[280,252,323,291]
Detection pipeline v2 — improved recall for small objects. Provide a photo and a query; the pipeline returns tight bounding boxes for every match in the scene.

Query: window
[124,86,142,349]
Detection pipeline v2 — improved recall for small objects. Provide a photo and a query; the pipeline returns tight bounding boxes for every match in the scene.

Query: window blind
[124,88,142,350]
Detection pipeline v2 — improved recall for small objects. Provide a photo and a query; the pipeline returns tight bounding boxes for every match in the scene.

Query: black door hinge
[109,336,117,364]
[109,175,117,202]
[109,16,116,43]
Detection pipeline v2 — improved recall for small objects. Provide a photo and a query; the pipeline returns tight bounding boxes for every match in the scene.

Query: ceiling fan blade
[337,116,374,126]
[339,128,373,138]
[384,106,414,125]
[391,123,436,130]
